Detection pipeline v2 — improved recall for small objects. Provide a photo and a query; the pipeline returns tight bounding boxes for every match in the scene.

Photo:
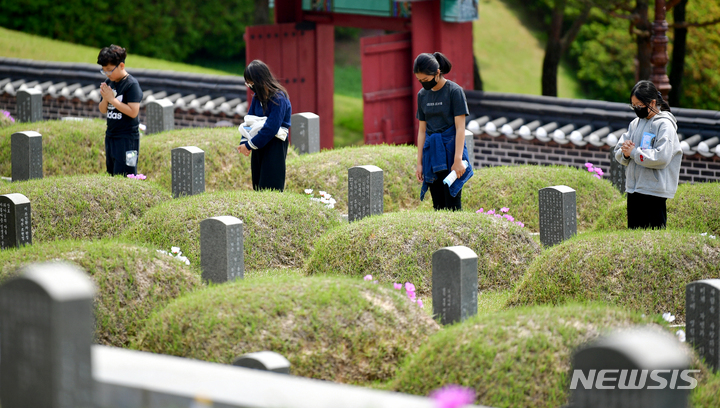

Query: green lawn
[474,0,586,98]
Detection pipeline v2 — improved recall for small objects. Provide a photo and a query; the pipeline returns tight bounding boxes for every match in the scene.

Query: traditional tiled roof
[464,91,720,158]
[0,57,248,116]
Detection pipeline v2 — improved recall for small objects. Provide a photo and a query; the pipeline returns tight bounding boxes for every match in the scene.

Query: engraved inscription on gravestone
[171,146,205,198]
[538,185,577,247]
[200,216,244,283]
[570,327,692,408]
[11,131,43,181]
[432,246,478,325]
[609,151,627,194]
[0,262,95,408]
[0,193,32,250]
[17,88,43,123]
[686,280,720,372]
[291,113,320,155]
[146,99,175,135]
[347,165,384,222]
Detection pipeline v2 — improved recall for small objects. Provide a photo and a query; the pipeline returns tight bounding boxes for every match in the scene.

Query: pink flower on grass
[594,174,601,179]
[584,162,593,168]
[494,214,502,218]
[476,208,484,214]
[487,209,495,215]
[587,167,595,173]
[516,221,525,227]
[136,174,147,180]
[417,299,424,308]
[363,275,372,281]
[407,291,416,300]
[504,214,515,222]
[393,283,402,290]
[405,282,415,292]
[430,385,476,408]
[595,168,604,176]
[500,207,509,213]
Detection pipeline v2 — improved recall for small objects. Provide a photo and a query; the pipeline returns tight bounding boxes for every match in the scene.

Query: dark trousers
[429,170,462,211]
[627,192,667,229]
[105,137,139,176]
[251,137,289,192]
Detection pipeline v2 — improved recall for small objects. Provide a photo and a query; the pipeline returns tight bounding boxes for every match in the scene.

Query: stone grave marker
[0,193,32,250]
[171,146,205,198]
[200,216,244,283]
[146,99,175,134]
[11,131,43,181]
[291,112,320,154]
[686,279,720,372]
[609,152,627,194]
[232,351,291,374]
[348,165,383,222]
[465,129,475,166]
[538,185,577,247]
[432,246,478,325]
[569,327,693,408]
[17,88,43,123]
[0,262,95,408]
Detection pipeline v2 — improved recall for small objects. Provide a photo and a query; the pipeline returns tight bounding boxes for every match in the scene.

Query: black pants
[105,137,139,176]
[251,137,289,192]
[627,192,667,229]
[429,170,462,211]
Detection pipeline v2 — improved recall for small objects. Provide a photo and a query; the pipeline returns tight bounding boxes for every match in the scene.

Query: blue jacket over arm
[242,92,292,150]
[420,125,473,201]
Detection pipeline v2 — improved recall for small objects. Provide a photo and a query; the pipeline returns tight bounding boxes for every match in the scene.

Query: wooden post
[651,0,672,99]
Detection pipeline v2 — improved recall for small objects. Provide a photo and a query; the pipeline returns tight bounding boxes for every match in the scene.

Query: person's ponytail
[433,52,453,75]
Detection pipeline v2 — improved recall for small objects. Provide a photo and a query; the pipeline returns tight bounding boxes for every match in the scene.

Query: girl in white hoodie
[613,80,682,229]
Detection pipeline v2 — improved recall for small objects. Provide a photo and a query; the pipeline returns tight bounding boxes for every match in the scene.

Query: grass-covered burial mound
[0,175,170,242]
[391,303,652,408]
[507,230,720,323]
[0,119,297,192]
[122,190,343,270]
[305,211,541,296]
[461,165,621,232]
[594,182,720,235]
[0,239,202,347]
[285,144,431,213]
[133,276,440,384]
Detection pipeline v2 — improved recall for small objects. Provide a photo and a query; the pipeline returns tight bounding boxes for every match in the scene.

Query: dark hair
[413,52,452,76]
[97,45,127,66]
[631,80,671,112]
[244,60,288,111]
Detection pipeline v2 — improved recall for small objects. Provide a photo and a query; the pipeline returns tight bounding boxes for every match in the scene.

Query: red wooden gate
[361,32,414,145]
[245,23,334,149]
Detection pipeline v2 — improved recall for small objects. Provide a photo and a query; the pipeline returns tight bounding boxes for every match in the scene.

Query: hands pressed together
[99,83,115,103]
[621,140,635,159]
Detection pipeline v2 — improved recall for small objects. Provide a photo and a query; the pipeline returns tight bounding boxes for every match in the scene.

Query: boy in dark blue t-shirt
[97,44,143,176]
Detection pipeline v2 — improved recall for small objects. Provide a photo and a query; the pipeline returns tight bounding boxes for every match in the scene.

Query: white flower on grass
[319,190,327,197]
[177,256,190,266]
[171,246,180,254]
[711,235,717,239]
[701,232,708,236]
[676,329,686,343]
[327,204,335,209]
[662,312,676,323]
[304,189,313,195]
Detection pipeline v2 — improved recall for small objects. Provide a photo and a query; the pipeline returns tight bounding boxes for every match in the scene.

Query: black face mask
[633,106,649,119]
[420,76,437,91]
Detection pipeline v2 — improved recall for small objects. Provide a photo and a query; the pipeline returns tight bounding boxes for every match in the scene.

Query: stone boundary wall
[468,133,720,184]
